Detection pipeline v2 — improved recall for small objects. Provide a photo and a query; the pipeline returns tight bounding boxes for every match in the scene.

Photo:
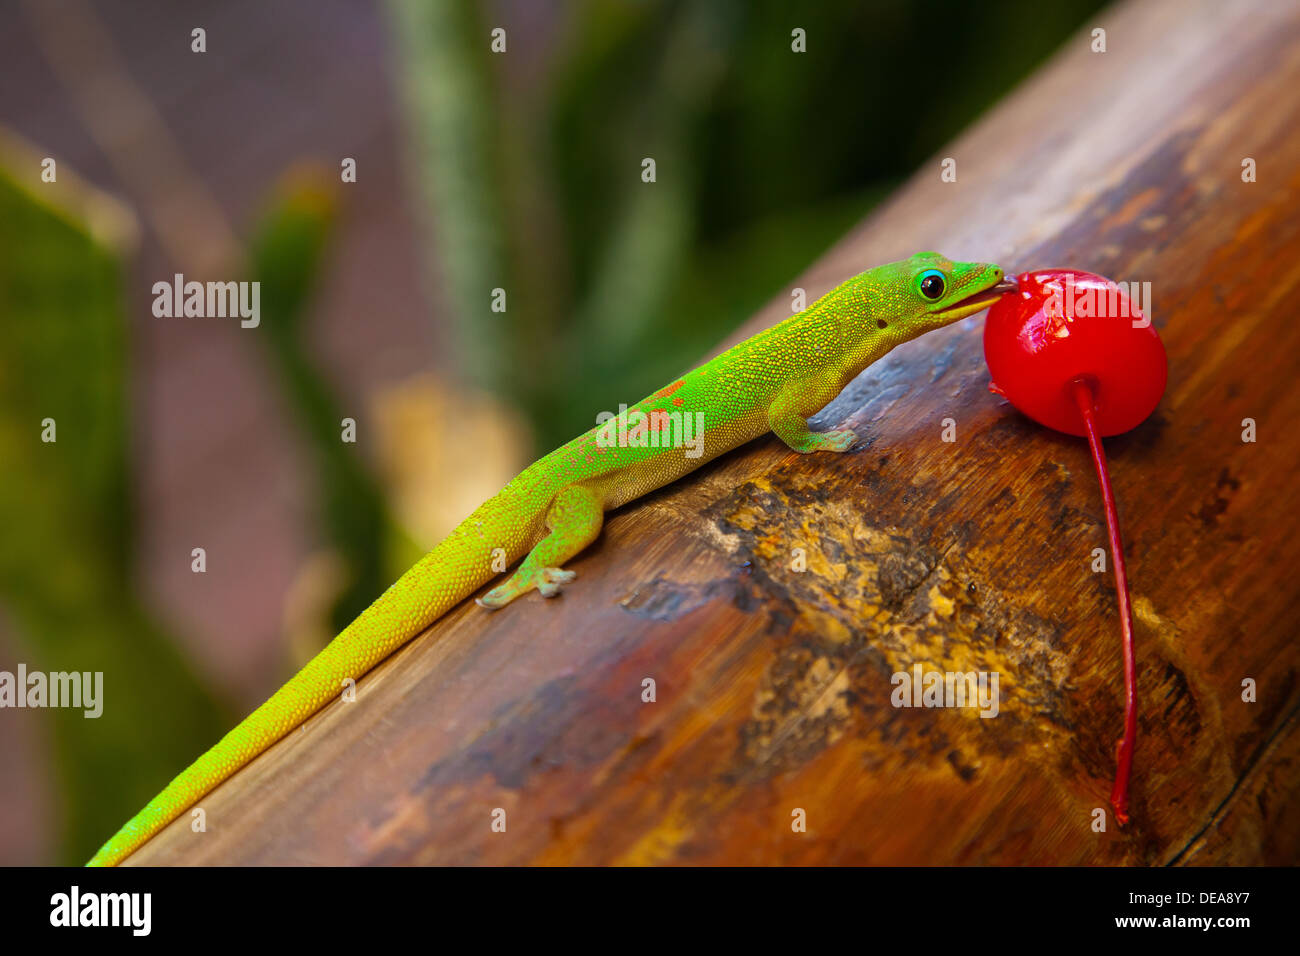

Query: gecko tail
[86,488,544,866]
[86,645,363,866]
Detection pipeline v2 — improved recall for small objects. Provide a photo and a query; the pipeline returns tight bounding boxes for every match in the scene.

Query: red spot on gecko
[672,397,684,407]
[655,380,686,399]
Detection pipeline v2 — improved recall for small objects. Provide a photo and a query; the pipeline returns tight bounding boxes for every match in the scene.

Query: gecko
[87,251,1013,866]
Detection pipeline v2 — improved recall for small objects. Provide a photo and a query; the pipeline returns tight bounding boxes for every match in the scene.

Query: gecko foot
[476,567,577,610]
[789,428,859,454]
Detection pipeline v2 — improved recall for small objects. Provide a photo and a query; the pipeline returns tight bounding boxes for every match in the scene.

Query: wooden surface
[134,0,1300,866]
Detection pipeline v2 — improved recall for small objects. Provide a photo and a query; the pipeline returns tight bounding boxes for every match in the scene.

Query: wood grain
[133,0,1300,866]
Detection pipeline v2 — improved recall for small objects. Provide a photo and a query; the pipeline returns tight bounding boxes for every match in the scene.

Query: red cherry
[984,269,1167,437]
[981,267,1170,827]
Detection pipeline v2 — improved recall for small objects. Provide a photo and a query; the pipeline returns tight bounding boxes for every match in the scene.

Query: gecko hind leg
[476,484,604,610]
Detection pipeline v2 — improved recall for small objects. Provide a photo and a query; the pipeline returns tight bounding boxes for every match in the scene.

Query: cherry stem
[1070,379,1136,827]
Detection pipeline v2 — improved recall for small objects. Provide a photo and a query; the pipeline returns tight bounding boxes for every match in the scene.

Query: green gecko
[88,251,1011,866]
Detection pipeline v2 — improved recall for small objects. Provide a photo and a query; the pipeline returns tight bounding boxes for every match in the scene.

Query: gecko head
[887,252,1016,336]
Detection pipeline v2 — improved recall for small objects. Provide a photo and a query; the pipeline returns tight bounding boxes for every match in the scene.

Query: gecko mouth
[937,276,1019,318]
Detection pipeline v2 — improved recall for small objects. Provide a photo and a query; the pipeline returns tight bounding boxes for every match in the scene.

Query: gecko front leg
[476,483,604,609]
[768,375,858,453]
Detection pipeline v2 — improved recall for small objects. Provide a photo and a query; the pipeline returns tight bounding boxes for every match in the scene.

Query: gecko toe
[537,567,576,597]
[478,567,577,606]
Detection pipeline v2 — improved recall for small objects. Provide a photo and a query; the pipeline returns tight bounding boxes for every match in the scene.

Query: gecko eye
[919,270,946,300]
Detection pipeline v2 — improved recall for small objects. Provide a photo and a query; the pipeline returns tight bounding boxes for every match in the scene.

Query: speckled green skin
[87,252,1006,866]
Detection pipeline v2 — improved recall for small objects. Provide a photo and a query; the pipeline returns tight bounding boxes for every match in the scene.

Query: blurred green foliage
[0,166,228,863]
[250,176,420,636]
[388,0,1107,451]
[0,164,405,862]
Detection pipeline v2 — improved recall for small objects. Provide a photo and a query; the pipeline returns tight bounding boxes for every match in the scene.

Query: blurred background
[0,0,1106,864]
